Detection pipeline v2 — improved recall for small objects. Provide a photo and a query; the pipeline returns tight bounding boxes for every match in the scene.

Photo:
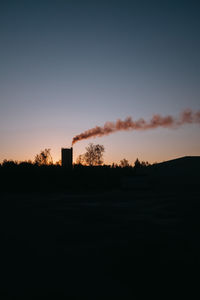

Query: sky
[1,0,200,165]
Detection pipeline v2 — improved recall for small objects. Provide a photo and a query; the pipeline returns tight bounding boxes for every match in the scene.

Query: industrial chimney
[61,148,73,169]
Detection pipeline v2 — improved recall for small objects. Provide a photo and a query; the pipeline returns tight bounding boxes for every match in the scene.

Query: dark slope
[152,156,200,174]
[147,156,200,190]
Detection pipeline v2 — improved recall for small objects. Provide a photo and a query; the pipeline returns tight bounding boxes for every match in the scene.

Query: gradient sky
[1,0,200,164]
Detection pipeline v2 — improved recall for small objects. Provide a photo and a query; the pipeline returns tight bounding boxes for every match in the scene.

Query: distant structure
[61,148,73,169]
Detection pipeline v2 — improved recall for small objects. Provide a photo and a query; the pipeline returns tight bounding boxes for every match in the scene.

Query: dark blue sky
[1,0,200,163]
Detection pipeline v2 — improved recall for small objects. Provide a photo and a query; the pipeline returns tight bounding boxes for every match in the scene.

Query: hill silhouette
[152,155,200,174]
[146,156,200,190]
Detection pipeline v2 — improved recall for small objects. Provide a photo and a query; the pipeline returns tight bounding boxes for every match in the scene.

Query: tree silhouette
[134,158,141,169]
[34,149,53,165]
[76,154,84,165]
[120,158,130,168]
[83,143,105,166]
[134,158,150,169]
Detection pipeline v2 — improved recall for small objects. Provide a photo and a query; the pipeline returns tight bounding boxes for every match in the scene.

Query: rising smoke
[72,109,200,145]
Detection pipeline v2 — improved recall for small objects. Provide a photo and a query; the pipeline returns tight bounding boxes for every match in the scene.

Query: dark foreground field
[1,184,200,298]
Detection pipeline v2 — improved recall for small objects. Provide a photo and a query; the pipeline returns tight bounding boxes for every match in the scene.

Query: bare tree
[83,143,105,166]
[120,158,130,168]
[76,154,84,165]
[34,149,53,165]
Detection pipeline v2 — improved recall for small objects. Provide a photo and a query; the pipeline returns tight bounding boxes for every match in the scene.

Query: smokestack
[61,147,73,169]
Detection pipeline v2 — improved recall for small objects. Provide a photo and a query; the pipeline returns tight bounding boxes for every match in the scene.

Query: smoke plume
[72,109,200,145]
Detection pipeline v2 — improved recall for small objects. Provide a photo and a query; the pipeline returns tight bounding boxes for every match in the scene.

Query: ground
[0,187,200,298]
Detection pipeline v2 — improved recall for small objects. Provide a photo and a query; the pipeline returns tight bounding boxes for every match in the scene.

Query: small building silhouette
[61,148,73,168]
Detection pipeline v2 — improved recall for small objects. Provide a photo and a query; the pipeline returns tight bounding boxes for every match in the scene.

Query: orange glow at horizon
[1,124,199,166]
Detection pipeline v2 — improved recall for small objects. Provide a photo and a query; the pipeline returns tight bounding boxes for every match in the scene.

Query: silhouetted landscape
[1,156,200,298]
[1,0,200,298]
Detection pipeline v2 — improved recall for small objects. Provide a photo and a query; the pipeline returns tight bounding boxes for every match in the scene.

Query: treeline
[0,159,151,193]
[0,158,150,168]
